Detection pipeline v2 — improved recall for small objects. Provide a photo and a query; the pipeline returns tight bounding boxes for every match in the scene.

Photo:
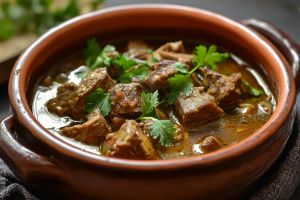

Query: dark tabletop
[1,0,299,199]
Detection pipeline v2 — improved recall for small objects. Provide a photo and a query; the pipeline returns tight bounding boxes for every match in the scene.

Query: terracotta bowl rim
[9,4,295,170]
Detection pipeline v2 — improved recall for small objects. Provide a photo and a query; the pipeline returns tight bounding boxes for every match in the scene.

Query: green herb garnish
[165,45,229,104]
[86,88,112,116]
[148,49,159,63]
[113,55,152,83]
[82,38,115,70]
[242,80,264,96]
[136,91,176,146]
[193,45,229,70]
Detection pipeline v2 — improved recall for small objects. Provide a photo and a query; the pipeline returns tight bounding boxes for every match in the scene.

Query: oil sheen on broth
[31,40,276,160]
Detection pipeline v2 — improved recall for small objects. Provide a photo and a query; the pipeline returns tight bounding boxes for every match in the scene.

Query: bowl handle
[241,18,300,88]
[0,115,66,183]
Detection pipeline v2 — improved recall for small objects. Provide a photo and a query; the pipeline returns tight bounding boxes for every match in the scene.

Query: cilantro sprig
[86,88,112,117]
[82,38,116,70]
[136,91,176,146]
[242,80,264,96]
[165,61,198,105]
[193,45,229,70]
[114,55,152,83]
[165,45,229,104]
[148,49,159,63]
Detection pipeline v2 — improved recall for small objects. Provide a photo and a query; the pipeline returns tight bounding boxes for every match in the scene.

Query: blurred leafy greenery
[0,0,104,41]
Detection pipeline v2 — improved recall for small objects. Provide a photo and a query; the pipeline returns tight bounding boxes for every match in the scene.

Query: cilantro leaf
[165,92,179,105]
[173,62,189,74]
[149,119,176,146]
[136,91,159,120]
[148,49,159,63]
[242,80,264,96]
[131,64,152,82]
[193,45,229,70]
[165,45,229,104]
[136,91,176,146]
[166,74,193,104]
[83,38,116,70]
[136,90,176,146]
[83,38,101,65]
[114,55,151,83]
[86,88,112,116]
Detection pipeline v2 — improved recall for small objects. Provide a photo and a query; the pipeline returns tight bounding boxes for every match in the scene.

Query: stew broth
[32,39,276,159]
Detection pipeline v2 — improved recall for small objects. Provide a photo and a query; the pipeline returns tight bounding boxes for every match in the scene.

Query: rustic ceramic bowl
[1,4,300,200]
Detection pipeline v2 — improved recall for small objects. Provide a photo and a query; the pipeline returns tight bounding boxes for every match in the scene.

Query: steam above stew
[32,39,276,160]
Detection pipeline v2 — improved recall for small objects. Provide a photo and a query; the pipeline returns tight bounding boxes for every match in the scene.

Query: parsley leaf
[82,38,101,65]
[114,55,151,83]
[149,119,176,146]
[173,62,189,74]
[83,38,116,70]
[131,64,152,81]
[193,45,229,70]
[86,88,112,116]
[165,92,179,105]
[166,73,194,105]
[136,91,176,146]
[242,80,264,96]
[136,91,159,120]
[148,49,159,63]
[165,46,229,104]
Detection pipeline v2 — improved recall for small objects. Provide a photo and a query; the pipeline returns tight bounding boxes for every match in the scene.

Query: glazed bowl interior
[10,4,294,168]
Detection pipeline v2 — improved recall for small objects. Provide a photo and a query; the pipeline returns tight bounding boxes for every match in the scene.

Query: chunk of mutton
[154,41,186,61]
[106,120,159,160]
[159,51,195,68]
[48,68,116,119]
[62,109,112,145]
[126,40,151,60]
[108,83,143,127]
[174,87,224,127]
[145,60,189,91]
[200,66,242,108]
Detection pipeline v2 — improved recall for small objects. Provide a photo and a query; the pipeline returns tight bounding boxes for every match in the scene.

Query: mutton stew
[32,39,276,160]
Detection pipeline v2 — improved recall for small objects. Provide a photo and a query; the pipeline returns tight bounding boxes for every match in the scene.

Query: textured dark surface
[0,0,299,199]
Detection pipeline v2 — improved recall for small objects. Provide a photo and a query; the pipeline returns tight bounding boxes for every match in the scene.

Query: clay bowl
[1,4,300,200]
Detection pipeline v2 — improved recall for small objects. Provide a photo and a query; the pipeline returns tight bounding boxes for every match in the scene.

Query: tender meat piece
[109,83,143,121]
[154,41,186,61]
[80,68,116,93]
[200,136,223,153]
[48,82,79,117]
[106,120,159,160]
[145,60,189,91]
[159,51,195,68]
[48,68,116,119]
[200,66,242,108]
[131,77,153,94]
[62,109,112,145]
[141,120,185,143]
[126,40,150,60]
[175,87,224,127]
